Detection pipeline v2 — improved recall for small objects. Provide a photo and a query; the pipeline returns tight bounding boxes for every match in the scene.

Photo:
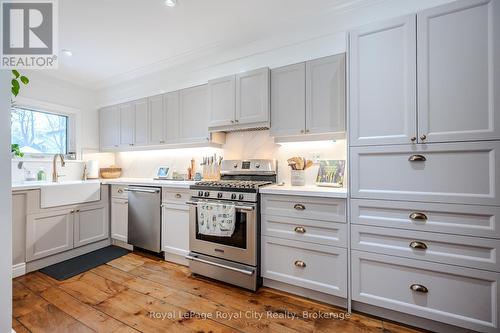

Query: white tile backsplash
[11,159,85,182]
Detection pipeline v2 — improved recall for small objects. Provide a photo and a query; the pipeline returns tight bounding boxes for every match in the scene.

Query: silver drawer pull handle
[175,193,182,198]
[409,212,427,221]
[117,189,123,193]
[410,284,428,293]
[409,241,427,250]
[408,154,426,162]
[185,255,254,276]
[294,260,306,268]
[294,226,306,234]
[294,204,306,211]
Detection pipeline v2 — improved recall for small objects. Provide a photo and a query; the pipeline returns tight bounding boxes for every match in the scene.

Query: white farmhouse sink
[40,180,101,208]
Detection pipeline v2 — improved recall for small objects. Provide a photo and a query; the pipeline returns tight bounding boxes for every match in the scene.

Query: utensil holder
[290,170,306,186]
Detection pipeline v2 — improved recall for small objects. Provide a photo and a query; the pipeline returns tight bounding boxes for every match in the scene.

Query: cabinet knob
[408,154,426,162]
[294,260,306,268]
[235,119,239,123]
[70,210,75,214]
[175,193,182,198]
[420,134,427,141]
[76,209,80,213]
[118,189,123,193]
[409,241,428,250]
[294,226,306,234]
[300,129,304,134]
[410,136,417,142]
[410,284,428,293]
[160,140,165,144]
[293,204,306,211]
[305,129,310,133]
[230,120,235,123]
[409,212,427,221]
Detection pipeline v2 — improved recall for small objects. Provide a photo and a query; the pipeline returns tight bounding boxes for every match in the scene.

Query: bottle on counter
[36,168,46,181]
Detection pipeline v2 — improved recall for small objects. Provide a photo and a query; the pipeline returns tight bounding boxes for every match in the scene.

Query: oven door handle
[185,255,255,276]
[185,201,255,211]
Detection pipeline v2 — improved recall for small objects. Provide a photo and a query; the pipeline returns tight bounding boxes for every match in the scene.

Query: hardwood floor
[13,252,425,333]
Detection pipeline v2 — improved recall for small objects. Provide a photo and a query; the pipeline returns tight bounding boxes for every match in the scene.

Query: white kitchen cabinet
[26,209,74,261]
[306,54,345,135]
[352,251,500,333]
[162,203,189,262]
[349,15,417,146]
[208,75,236,128]
[235,68,270,126]
[417,0,500,143]
[74,204,109,248]
[178,85,209,143]
[99,106,120,150]
[270,63,306,137]
[119,102,135,147]
[148,94,164,145]
[164,91,180,144]
[350,142,500,206]
[134,98,149,146]
[111,198,128,243]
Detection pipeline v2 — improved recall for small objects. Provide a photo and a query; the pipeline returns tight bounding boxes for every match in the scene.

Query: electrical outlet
[312,153,321,163]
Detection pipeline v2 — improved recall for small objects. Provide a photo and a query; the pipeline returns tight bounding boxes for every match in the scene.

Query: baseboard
[164,249,189,266]
[263,278,347,309]
[112,239,134,251]
[12,262,26,278]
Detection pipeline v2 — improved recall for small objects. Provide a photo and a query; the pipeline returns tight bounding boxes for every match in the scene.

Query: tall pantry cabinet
[348,1,500,333]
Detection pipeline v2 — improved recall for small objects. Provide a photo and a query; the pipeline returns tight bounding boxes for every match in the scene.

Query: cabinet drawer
[262,214,346,247]
[352,225,500,272]
[162,188,190,204]
[111,185,128,199]
[261,194,346,222]
[351,199,500,239]
[350,142,500,205]
[352,251,500,333]
[261,236,347,297]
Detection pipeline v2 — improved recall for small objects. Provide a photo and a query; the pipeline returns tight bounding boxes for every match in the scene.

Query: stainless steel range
[186,159,276,291]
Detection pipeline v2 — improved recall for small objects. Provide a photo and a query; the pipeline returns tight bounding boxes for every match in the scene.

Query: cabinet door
[270,63,306,136]
[208,75,235,128]
[148,94,164,145]
[306,54,346,135]
[26,209,74,261]
[74,205,109,248]
[349,15,417,146]
[111,198,128,243]
[134,98,149,146]
[417,0,500,143]
[235,68,270,125]
[119,103,135,147]
[179,85,209,143]
[99,106,119,150]
[162,203,190,258]
[164,91,180,144]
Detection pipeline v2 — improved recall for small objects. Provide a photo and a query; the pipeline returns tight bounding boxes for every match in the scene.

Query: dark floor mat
[40,245,130,280]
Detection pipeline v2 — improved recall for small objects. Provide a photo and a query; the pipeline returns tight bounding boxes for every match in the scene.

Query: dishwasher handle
[124,187,160,194]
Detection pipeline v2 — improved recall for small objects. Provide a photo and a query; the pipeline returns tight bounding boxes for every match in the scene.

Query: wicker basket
[100,166,122,179]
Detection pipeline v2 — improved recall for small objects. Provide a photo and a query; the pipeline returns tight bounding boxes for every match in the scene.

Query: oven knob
[231,193,237,200]
[255,163,260,168]
[233,163,238,168]
[239,194,244,200]
[198,191,203,196]
[217,192,223,198]
[204,191,210,197]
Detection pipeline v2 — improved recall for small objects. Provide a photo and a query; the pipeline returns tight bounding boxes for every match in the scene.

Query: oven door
[187,198,257,266]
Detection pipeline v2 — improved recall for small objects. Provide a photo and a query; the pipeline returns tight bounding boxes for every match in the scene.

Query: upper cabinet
[119,102,135,147]
[179,84,210,143]
[208,67,270,131]
[417,0,500,143]
[349,15,417,146]
[350,0,499,146]
[271,54,346,140]
[99,105,119,150]
[134,98,149,146]
[148,94,164,145]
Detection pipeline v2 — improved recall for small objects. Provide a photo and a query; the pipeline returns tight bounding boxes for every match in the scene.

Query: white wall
[0,71,13,331]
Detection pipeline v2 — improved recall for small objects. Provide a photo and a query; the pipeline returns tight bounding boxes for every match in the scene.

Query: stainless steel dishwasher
[125,186,161,253]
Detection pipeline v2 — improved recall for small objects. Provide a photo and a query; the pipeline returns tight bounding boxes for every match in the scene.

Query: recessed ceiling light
[165,0,177,7]
[61,49,73,56]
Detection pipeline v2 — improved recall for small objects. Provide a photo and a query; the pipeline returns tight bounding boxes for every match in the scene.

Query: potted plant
[11,69,29,158]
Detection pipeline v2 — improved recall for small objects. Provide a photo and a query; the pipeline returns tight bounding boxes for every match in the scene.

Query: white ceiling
[54,0,359,88]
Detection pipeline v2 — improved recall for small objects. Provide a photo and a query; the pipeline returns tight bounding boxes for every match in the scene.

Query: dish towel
[197,201,236,237]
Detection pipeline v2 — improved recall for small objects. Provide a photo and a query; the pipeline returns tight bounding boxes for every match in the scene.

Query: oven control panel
[191,190,257,202]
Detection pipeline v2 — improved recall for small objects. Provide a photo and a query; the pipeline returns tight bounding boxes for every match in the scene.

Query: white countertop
[12,178,195,191]
[259,184,347,198]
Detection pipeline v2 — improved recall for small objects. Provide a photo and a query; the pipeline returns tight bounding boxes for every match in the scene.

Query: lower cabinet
[26,209,74,261]
[74,204,109,247]
[161,202,189,262]
[111,198,128,243]
[352,251,500,333]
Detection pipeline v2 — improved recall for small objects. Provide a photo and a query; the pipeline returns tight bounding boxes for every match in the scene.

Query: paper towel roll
[87,160,99,179]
